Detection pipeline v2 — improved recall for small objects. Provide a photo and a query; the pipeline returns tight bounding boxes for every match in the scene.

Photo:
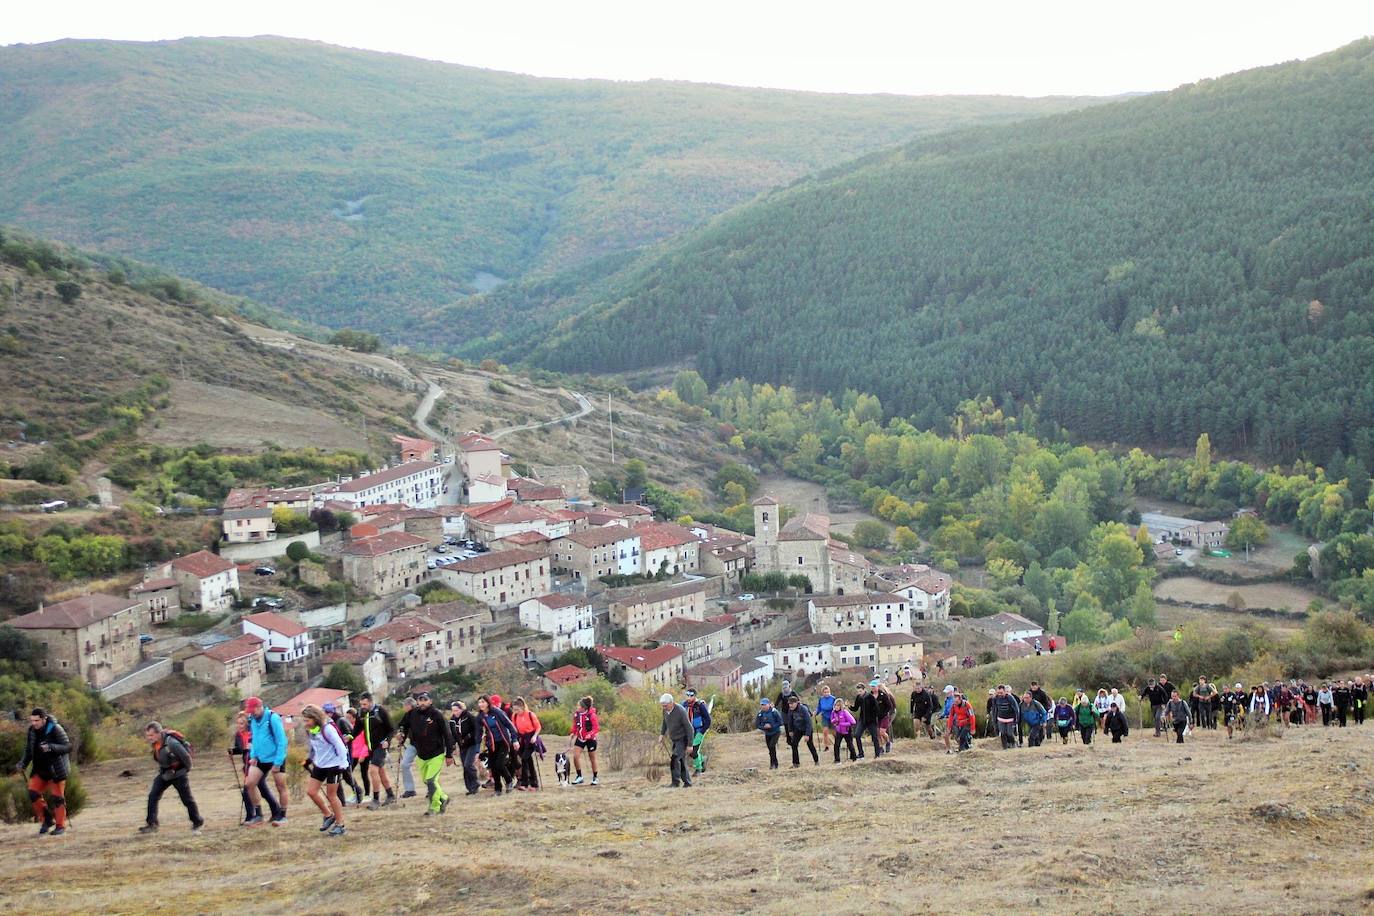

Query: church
[750,495,870,595]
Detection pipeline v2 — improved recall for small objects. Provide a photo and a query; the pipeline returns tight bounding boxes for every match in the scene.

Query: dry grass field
[144,380,365,450]
[7,725,1372,914]
[1154,577,1323,613]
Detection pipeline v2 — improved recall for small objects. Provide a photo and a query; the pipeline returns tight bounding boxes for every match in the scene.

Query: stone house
[551,526,642,581]
[8,594,145,689]
[649,617,732,665]
[167,550,239,612]
[341,530,429,597]
[183,634,265,697]
[807,593,912,635]
[607,578,710,644]
[435,547,550,609]
[128,577,181,624]
[597,644,685,689]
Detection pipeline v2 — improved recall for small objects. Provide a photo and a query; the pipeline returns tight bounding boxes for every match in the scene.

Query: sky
[3,1,1372,96]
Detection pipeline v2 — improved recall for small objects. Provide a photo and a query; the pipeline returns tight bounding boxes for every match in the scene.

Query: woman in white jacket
[1248,685,1271,724]
[301,703,350,837]
[1093,689,1114,717]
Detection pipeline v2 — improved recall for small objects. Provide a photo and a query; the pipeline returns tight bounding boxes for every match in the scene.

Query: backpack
[160,729,193,771]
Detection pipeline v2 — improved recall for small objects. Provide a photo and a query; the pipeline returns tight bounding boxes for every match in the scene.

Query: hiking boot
[243,815,265,827]
[38,821,52,836]
[270,815,287,827]
[382,795,397,807]
[571,775,584,786]
[401,791,417,799]
[367,798,381,810]
[327,824,346,837]
[138,824,158,835]
[190,823,203,836]
[439,796,450,815]
[50,827,66,837]
[320,815,336,833]
[353,792,363,806]
[590,776,599,786]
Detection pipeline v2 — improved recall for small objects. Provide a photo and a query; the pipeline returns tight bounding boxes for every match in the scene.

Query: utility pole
[608,393,615,464]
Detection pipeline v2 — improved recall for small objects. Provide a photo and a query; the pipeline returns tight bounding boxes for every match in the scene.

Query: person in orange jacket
[947,693,977,752]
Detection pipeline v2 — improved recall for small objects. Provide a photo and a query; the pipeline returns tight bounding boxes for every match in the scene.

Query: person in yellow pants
[396,692,455,816]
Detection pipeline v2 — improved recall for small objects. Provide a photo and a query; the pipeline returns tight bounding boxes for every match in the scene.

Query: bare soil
[146,380,365,450]
[1154,577,1321,613]
[6,725,1372,913]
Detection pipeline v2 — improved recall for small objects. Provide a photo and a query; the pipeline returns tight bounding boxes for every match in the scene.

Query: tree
[1227,515,1269,550]
[323,662,367,695]
[1061,593,1110,645]
[54,281,81,304]
[622,459,647,491]
[285,540,310,562]
[1128,581,1158,628]
[985,557,1024,588]
[672,370,709,407]
[711,463,758,500]
[893,526,919,551]
[1226,591,1247,610]
[851,520,889,549]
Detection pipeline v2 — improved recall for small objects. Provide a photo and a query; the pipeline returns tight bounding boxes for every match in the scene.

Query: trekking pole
[228,750,244,790]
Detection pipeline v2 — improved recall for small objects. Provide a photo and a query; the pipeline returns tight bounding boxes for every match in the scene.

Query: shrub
[285,540,310,562]
[0,768,87,824]
[538,707,571,738]
[323,663,367,696]
[54,281,81,304]
[180,706,233,756]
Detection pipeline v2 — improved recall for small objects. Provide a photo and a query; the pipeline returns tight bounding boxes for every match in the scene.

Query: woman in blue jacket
[475,696,520,795]
[1019,692,1048,747]
[755,698,783,770]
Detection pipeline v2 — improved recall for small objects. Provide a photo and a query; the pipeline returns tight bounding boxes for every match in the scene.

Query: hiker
[1300,682,1319,726]
[356,693,398,808]
[140,721,203,835]
[475,695,519,795]
[783,695,819,767]
[1250,685,1272,725]
[1093,688,1113,719]
[983,689,997,739]
[939,685,956,753]
[399,691,456,810]
[346,709,371,802]
[1019,691,1048,747]
[244,696,288,826]
[1273,682,1293,729]
[948,693,976,752]
[815,684,836,752]
[756,698,784,769]
[830,697,858,763]
[1073,692,1098,745]
[1333,680,1351,727]
[1166,690,1190,743]
[1352,677,1368,725]
[877,683,898,753]
[569,695,600,786]
[17,707,71,836]
[1048,636,1057,655]
[659,693,694,788]
[1318,683,1334,726]
[851,683,869,759]
[230,710,278,823]
[1192,677,1217,730]
[910,682,937,740]
[395,696,418,799]
[300,704,349,836]
[776,680,797,709]
[858,680,888,758]
[1140,677,1169,737]
[1221,684,1245,738]
[1027,681,1054,745]
[683,688,712,775]
[1107,688,1128,717]
[990,685,1021,750]
[510,696,542,791]
[1053,698,1075,744]
[1103,702,1129,743]
[448,700,481,795]
[323,703,362,804]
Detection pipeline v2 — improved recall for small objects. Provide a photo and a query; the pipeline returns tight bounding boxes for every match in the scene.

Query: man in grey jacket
[659,693,694,788]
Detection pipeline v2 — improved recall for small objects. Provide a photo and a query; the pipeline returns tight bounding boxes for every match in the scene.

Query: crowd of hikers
[12,673,1370,834]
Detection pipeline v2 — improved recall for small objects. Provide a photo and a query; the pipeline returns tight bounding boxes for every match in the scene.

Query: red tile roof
[650,617,730,644]
[457,432,502,452]
[464,498,515,519]
[243,611,308,638]
[878,631,921,646]
[779,512,830,542]
[277,687,351,719]
[341,530,428,556]
[321,647,376,665]
[130,577,178,593]
[685,658,742,678]
[532,593,582,610]
[9,594,142,630]
[337,461,440,493]
[504,530,551,545]
[447,547,545,574]
[811,593,906,608]
[544,664,593,686]
[636,522,697,551]
[197,634,264,664]
[562,526,637,548]
[170,549,236,579]
[597,644,684,672]
[360,615,443,644]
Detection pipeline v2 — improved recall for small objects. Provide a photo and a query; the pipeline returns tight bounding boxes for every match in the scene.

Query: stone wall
[220,530,321,562]
[101,657,172,700]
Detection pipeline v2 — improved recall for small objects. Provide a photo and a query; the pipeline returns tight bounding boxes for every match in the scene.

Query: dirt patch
[757,475,880,535]
[1154,577,1319,612]
[147,379,365,450]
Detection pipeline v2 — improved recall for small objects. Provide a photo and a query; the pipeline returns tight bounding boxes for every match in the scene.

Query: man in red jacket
[948,694,977,752]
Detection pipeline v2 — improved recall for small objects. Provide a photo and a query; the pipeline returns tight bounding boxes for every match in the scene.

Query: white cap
[943,685,956,694]
[659,693,674,704]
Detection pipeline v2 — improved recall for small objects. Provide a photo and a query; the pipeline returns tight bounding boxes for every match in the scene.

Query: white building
[221,507,276,544]
[887,572,952,622]
[326,461,445,510]
[769,632,833,678]
[830,630,879,670]
[807,593,911,635]
[738,654,775,694]
[167,550,239,613]
[241,611,313,665]
[518,593,595,653]
[968,612,1045,646]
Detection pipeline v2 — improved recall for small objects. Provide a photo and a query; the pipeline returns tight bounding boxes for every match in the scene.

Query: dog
[553,752,570,787]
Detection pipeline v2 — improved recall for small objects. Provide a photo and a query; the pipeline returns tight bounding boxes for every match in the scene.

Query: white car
[427,558,438,569]
[737,593,756,602]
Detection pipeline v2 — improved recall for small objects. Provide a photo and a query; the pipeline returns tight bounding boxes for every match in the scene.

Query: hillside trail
[412,372,593,447]
[6,724,1371,913]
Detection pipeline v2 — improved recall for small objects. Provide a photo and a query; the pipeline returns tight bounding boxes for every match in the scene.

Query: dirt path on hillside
[8,723,1371,913]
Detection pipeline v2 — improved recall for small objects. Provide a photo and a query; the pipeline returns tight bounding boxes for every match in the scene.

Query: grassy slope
[0,37,1101,333]
[5,726,1370,913]
[510,40,1374,458]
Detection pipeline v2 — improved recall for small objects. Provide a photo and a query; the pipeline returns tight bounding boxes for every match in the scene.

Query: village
[7,411,1236,720]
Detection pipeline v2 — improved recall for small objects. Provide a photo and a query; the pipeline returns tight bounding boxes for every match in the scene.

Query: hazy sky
[4,1,1371,96]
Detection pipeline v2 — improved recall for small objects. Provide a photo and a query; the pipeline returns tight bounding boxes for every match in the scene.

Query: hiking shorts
[574,738,598,752]
[310,765,345,784]
[254,762,277,776]
[368,747,388,768]
[879,715,893,731]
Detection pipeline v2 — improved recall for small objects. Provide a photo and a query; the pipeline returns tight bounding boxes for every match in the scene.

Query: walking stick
[228,750,244,790]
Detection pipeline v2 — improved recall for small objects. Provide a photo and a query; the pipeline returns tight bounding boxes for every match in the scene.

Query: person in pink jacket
[570,695,600,786]
[829,697,858,764]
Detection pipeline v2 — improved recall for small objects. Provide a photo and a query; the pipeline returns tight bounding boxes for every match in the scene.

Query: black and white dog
[553,752,571,787]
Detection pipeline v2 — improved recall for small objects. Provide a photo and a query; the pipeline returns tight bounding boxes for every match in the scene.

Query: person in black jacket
[139,721,203,834]
[1140,677,1169,736]
[356,694,397,808]
[851,684,869,759]
[1333,680,1352,727]
[910,683,937,739]
[857,682,886,758]
[989,685,1021,749]
[783,695,819,766]
[17,707,72,836]
[398,692,455,815]
[448,700,481,795]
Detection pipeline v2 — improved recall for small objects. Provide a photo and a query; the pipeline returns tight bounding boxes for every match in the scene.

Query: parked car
[434,545,448,554]
[427,558,438,569]
[473,543,490,553]
[737,593,756,602]
[360,615,376,629]
[139,634,154,644]
[255,565,276,576]
[1174,548,1184,557]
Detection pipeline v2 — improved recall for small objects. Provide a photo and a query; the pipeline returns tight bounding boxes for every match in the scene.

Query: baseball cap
[943,685,955,694]
[760,698,772,706]
[322,703,336,713]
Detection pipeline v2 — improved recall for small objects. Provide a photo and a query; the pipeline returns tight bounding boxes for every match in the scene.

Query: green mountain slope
[513,40,1374,463]
[0,37,1097,334]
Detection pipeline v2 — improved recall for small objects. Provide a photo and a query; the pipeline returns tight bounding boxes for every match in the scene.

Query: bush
[285,540,310,562]
[54,281,81,304]
[180,706,233,756]
[537,707,571,737]
[323,663,367,696]
[0,768,87,824]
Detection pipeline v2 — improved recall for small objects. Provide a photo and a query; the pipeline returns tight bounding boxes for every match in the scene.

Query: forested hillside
[0,38,1095,334]
[512,40,1374,463]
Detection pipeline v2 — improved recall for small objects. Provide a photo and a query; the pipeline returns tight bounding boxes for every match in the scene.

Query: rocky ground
[5,722,1373,914]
